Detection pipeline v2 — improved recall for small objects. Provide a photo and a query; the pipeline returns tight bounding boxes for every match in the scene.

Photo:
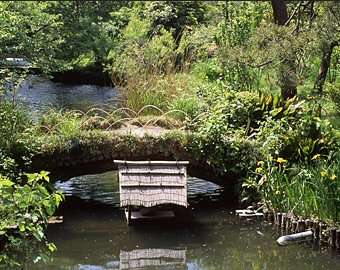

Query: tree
[143,1,207,42]
[0,1,63,72]
[313,2,340,94]
[45,1,129,71]
[270,0,297,100]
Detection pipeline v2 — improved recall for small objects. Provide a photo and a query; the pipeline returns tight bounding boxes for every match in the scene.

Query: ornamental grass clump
[245,153,339,223]
[244,103,340,224]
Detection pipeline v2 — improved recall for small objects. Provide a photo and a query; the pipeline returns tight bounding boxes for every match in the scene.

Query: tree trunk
[271,0,297,99]
[314,41,338,94]
[271,0,289,25]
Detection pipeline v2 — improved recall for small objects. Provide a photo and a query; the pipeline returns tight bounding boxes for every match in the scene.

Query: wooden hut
[114,160,188,223]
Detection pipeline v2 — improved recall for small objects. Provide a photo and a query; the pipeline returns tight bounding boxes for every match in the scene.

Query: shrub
[195,90,260,133]
[0,171,64,267]
[256,107,339,162]
[0,102,39,178]
[325,82,340,110]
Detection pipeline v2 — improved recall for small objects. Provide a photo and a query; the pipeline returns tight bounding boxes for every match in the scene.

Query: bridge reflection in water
[120,248,186,270]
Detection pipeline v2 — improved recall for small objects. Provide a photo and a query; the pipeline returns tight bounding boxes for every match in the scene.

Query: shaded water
[14,75,118,115]
[25,172,339,269]
[54,171,223,207]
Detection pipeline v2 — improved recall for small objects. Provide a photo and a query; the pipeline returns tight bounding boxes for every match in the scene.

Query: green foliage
[0,171,64,267]
[190,132,260,178]
[169,95,204,121]
[244,153,339,222]
[0,102,39,179]
[45,1,127,71]
[35,108,125,151]
[325,82,340,111]
[143,1,207,39]
[192,59,224,82]
[257,105,339,162]
[195,90,260,132]
[109,15,176,82]
[0,1,63,72]
[188,90,262,176]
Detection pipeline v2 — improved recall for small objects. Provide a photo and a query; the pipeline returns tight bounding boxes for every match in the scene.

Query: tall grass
[249,154,340,223]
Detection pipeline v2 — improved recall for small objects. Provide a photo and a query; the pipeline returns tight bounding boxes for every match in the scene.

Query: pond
[14,75,118,116]
[10,77,340,269]
[24,172,339,270]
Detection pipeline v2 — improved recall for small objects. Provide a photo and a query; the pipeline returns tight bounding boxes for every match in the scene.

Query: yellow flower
[276,157,288,164]
[257,161,264,166]
[330,174,337,181]
[320,170,328,177]
[311,154,321,160]
[255,167,263,173]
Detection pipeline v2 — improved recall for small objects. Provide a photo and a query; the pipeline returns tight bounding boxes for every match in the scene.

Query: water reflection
[120,248,186,269]
[14,75,118,115]
[21,172,340,269]
[26,207,339,270]
[54,171,223,207]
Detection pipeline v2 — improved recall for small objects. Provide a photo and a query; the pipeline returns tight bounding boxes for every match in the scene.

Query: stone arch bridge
[31,129,242,190]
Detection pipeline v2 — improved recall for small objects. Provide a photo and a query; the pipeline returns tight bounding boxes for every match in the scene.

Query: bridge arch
[31,132,238,189]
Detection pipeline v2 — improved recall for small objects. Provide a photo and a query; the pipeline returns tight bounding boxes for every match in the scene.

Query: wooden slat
[120,174,185,186]
[120,186,187,208]
[114,160,189,165]
[117,160,188,208]
[120,170,185,175]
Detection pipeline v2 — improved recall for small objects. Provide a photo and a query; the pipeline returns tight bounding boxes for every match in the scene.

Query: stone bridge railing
[31,130,238,188]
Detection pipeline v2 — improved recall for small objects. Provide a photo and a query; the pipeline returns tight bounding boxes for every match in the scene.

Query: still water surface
[26,172,340,269]
[15,75,118,115]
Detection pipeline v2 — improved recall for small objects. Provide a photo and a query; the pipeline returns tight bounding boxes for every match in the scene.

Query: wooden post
[127,207,132,226]
[277,213,282,227]
[297,220,305,233]
[268,212,274,223]
[286,216,291,232]
[329,228,337,249]
[292,221,297,233]
[314,223,320,240]
[281,213,287,228]
[336,230,340,250]
[319,223,326,243]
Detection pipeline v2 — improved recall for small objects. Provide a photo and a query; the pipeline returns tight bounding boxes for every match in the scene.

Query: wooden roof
[114,160,188,208]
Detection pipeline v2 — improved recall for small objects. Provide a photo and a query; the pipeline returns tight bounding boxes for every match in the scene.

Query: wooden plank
[114,160,189,165]
[120,170,186,175]
[121,184,185,187]
[120,175,185,186]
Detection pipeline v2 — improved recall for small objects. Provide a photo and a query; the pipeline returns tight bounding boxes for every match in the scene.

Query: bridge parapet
[31,130,237,187]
